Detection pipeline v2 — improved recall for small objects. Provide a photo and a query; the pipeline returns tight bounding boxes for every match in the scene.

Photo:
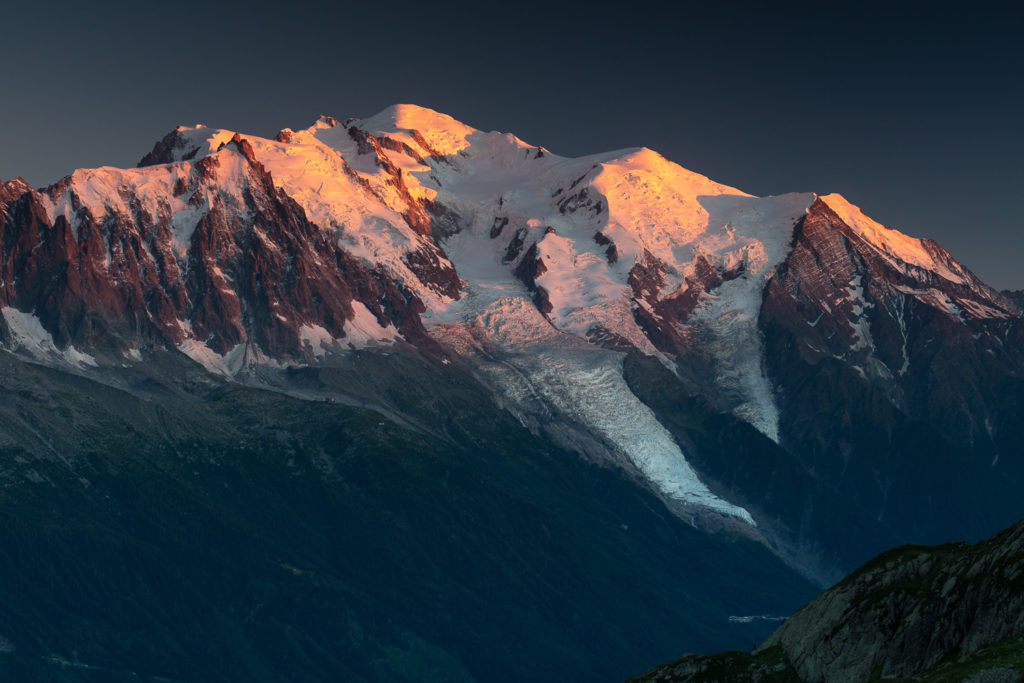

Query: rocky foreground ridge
[633,519,1024,682]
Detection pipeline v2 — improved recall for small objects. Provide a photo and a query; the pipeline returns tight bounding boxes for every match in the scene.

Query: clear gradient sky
[3,1,1021,288]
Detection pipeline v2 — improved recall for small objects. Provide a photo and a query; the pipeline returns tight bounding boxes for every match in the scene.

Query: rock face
[766,520,1024,682]
[633,518,1024,682]
[759,197,1024,545]
[1,136,430,367]
[763,196,1021,447]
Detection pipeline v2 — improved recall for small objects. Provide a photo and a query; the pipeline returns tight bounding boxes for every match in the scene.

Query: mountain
[631,517,1024,682]
[1,104,1022,680]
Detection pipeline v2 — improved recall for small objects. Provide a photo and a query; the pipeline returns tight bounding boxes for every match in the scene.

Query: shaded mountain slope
[0,348,815,683]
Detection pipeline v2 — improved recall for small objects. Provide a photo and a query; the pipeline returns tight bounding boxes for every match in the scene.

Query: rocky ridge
[632,518,1024,682]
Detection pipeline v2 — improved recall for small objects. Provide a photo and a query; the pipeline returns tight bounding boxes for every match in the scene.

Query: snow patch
[177,339,233,376]
[342,302,399,348]
[847,274,874,352]
[1,307,97,368]
[299,324,335,358]
[896,285,968,322]
[297,304,398,356]
[955,297,1011,320]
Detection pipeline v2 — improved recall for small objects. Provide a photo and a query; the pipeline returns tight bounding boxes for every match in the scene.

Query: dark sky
[3,1,1022,288]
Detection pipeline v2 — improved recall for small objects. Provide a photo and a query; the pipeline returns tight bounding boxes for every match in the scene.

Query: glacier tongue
[689,193,815,442]
[523,349,755,524]
[430,294,755,526]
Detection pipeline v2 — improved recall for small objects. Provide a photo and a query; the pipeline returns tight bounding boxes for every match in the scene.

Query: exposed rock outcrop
[633,519,1024,682]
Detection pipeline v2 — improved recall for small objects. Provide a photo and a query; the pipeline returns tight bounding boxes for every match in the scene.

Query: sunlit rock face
[0,137,422,371]
[2,104,1024,564]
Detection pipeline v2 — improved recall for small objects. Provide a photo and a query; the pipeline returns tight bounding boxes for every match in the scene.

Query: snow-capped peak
[355,103,479,153]
[819,193,967,284]
[0,177,32,206]
[2,176,32,194]
[132,124,249,170]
